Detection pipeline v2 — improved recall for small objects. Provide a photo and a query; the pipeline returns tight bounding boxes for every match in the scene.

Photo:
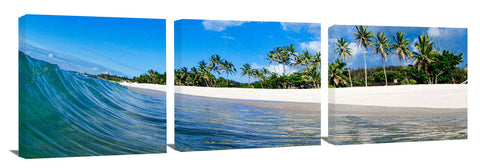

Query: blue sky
[175,19,321,83]
[328,25,468,69]
[19,15,166,77]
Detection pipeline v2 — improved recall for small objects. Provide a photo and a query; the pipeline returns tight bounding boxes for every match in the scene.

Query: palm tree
[286,44,297,74]
[147,69,159,83]
[413,34,436,84]
[328,59,348,87]
[312,51,321,73]
[220,60,236,86]
[279,46,291,75]
[304,65,321,88]
[300,50,312,71]
[240,63,253,85]
[353,25,374,87]
[197,60,212,87]
[252,68,269,88]
[334,37,354,87]
[177,67,189,85]
[294,52,305,72]
[266,46,283,74]
[265,49,277,73]
[373,32,392,86]
[391,32,413,84]
[188,67,201,86]
[259,68,269,88]
[209,54,222,78]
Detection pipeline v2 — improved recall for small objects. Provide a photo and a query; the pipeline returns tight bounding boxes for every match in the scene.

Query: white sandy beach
[119,82,321,103]
[119,82,167,92]
[119,82,467,108]
[330,84,467,109]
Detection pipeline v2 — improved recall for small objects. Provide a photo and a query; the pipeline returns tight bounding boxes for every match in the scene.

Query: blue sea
[175,94,321,151]
[19,51,166,158]
[327,105,467,145]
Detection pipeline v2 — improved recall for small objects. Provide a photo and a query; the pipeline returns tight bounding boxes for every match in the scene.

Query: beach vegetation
[87,69,167,85]
[329,26,467,88]
[352,25,374,87]
[174,44,321,89]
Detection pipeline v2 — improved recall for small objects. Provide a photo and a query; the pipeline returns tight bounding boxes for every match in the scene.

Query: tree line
[175,44,321,89]
[329,25,466,88]
[87,70,166,85]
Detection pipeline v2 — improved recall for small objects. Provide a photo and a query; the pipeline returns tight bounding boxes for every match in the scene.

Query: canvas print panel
[19,15,167,158]
[327,25,467,145]
[174,19,322,151]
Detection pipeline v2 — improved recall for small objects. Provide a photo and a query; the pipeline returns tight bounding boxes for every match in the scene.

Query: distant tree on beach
[372,32,393,86]
[413,34,436,84]
[391,32,413,84]
[209,54,223,78]
[240,63,253,86]
[220,60,236,87]
[328,59,348,88]
[334,37,353,87]
[353,25,374,87]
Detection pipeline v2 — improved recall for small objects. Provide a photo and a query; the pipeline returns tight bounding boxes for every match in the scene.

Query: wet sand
[329,104,466,116]
[327,104,467,145]
[176,93,320,113]
[124,84,320,113]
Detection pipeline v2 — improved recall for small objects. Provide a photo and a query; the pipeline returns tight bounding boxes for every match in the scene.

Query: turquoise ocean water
[19,51,166,158]
[175,94,321,151]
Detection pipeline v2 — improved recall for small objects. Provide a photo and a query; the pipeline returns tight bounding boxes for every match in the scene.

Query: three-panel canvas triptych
[18,15,468,158]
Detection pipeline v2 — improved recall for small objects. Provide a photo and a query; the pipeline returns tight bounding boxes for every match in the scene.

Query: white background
[1,0,478,167]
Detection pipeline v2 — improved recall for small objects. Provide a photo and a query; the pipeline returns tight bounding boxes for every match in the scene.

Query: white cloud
[349,43,361,57]
[281,22,321,38]
[251,62,263,69]
[48,53,54,58]
[306,24,321,36]
[427,27,442,37]
[222,35,235,40]
[267,64,297,75]
[251,62,298,75]
[410,38,419,53]
[300,41,321,52]
[202,20,245,31]
[281,22,304,32]
[427,27,466,38]
[328,38,337,44]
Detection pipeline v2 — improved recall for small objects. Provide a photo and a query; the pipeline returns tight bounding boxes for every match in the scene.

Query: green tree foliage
[94,69,166,85]
[334,37,353,87]
[331,27,466,88]
[372,32,393,86]
[328,59,348,88]
[174,44,321,89]
[430,50,464,84]
[413,34,437,84]
[353,25,374,87]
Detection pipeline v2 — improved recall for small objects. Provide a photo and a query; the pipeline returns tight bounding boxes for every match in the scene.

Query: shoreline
[119,82,467,109]
[175,85,321,103]
[329,104,467,116]
[119,82,321,103]
[175,92,321,113]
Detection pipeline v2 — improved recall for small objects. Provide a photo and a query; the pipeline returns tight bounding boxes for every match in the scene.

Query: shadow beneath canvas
[10,150,19,156]
[167,144,176,150]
